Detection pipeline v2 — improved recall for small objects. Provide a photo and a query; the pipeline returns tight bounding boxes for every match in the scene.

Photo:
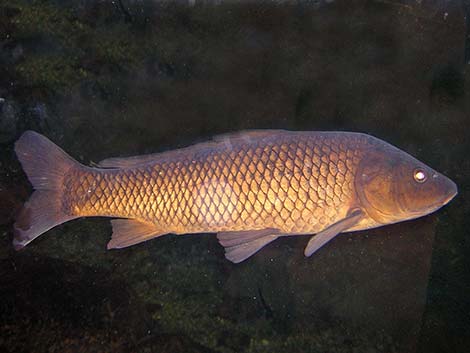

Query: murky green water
[0,1,469,352]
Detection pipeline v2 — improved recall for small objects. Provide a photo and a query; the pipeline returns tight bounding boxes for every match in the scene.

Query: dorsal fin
[99,154,161,169]
[98,130,290,169]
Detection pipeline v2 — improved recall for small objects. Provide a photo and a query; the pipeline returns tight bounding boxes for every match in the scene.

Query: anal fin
[217,229,281,263]
[108,219,166,249]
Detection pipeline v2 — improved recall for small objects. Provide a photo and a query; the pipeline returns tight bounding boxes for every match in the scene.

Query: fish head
[356,145,457,225]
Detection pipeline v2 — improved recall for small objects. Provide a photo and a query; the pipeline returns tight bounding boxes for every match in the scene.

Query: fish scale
[63,132,365,235]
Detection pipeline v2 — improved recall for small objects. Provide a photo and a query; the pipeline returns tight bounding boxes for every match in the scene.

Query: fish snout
[443,177,458,205]
[435,172,458,206]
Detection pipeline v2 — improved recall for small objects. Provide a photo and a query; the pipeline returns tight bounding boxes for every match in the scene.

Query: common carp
[13,130,457,263]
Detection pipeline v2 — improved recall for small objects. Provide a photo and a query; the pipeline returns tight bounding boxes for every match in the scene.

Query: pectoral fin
[304,209,364,257]
[107,219,166,249]
[217,228,281,263]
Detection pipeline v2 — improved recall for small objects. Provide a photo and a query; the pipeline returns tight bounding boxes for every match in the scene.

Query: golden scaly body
[64,131,368,235]
[13,130,456,263]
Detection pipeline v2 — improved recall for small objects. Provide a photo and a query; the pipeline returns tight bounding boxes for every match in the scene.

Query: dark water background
[0,1,469,352]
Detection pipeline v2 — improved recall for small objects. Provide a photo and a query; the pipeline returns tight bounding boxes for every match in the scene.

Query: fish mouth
[424,178,458,214]
[441,179,458,206]
[394,177,458,220]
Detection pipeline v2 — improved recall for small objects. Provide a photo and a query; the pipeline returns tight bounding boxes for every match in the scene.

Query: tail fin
[13,131,80,249]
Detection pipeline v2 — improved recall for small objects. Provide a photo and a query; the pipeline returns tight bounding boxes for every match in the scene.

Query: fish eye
[413,169,427,183]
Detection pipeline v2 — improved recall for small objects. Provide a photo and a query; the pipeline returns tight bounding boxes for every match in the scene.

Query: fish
[13,130,457,263]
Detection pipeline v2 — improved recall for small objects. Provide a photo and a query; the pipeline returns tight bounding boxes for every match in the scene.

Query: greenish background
[0,1,468,352]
